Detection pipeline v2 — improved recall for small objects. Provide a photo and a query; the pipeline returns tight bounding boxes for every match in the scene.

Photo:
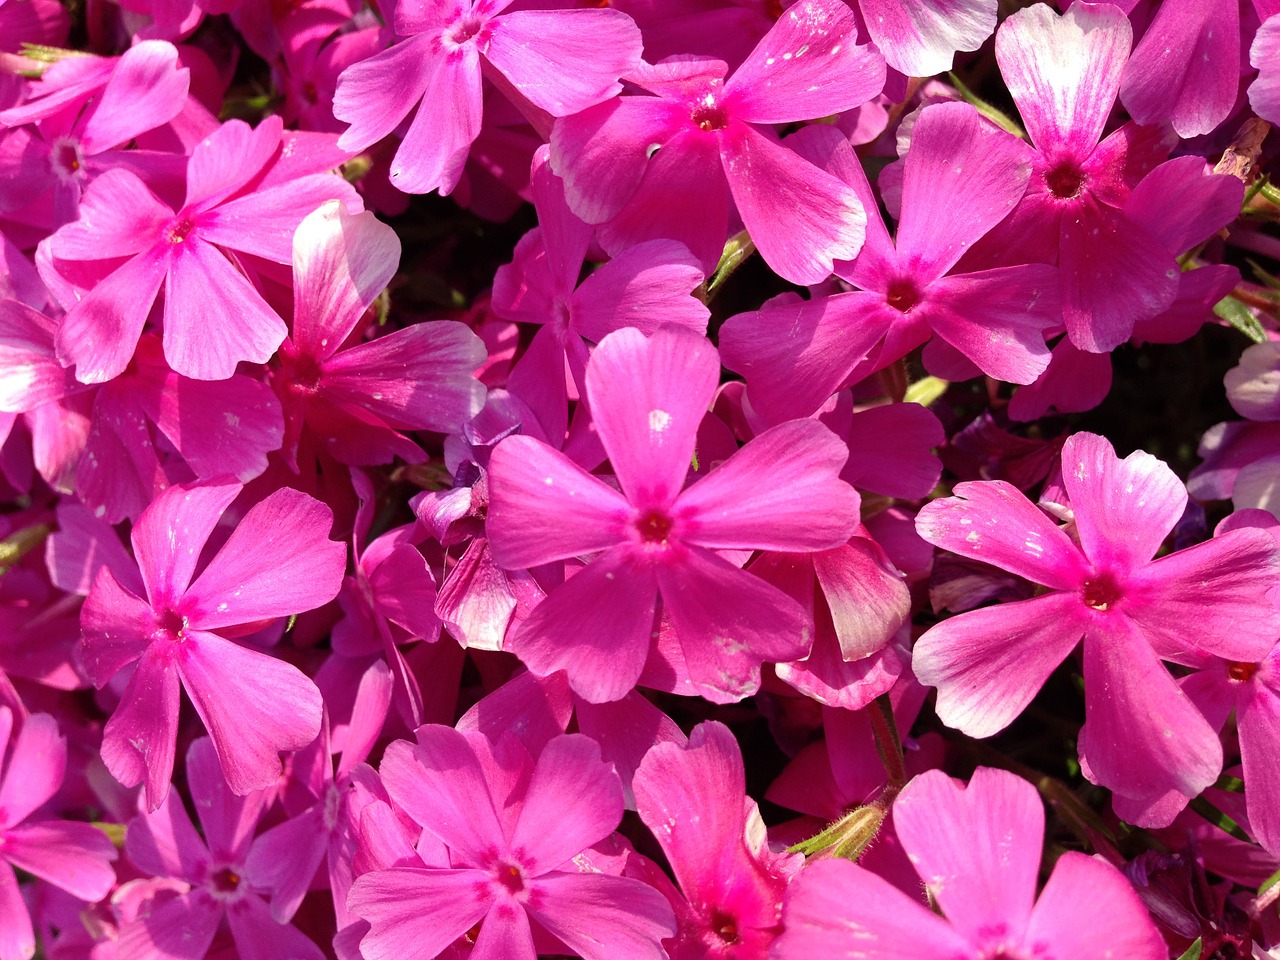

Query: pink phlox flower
[332,0,642,196]
[329,467,441,728]
[632,720,800,959]
[1120,0,1241,139]
[486,325,861,704]
[0,41,190,228]
[913,431,1280,825]
[974,2,1199,353]
[0,708,116,960]
[1189,420,1280,518]
[78,478,346,809]
[0,0,68,53]
[43,115,363,384]
[550,0,885,283]
[1251,13,1280,123]
[347,725,676,960]
[720,105,1056,426]
[272,202,487,469]
[492,144,708,447]
[773,767,1167,960]
[119,736,326,960]
[0,295,285,521]
[847,0,997,77]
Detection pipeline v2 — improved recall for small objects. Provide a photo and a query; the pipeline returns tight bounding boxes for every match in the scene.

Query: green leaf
[1189,794,1252,842]
[1174,939,1202,960]
[948,73,1025,138]
[1214,294,1268,344]
[903,376,949,408]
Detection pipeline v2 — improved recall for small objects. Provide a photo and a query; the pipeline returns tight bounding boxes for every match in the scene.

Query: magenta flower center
[885,279,921,313]
[448,15,485,44]
[282,350,325,392]
[690,95,729,132]
[209,866,243,896]
[1228,661,1260,682]
[709,910,739,945]
[51,139,84,178]
[494,861,525,894]
[636,510,674,544]
[1044,162,1086,200]
[167,218,196,244]
[1080,571,1123,611]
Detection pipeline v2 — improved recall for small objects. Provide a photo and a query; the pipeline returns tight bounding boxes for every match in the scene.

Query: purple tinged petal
[915,480,1088,589]
[893,767,1041,943]
[842,403,944,500]
[1124,156,1244,256]
[1008,338,1113,422]
[183,487,344,630]
[483,9,640,116]
[587,326,718,510]
[1227,341,1280,421]
[2,822,115,900]
[723,0,884,123]
[550,97,689,224]
[291,203,400,361]
[349,867,493,960]
[79,567,156,685]
[1251,15,1280,124]
[510,735,622,874]
[720,291,892,426]
[527,871,675,960]
[570,239,709,342]
[655,546,812,703]
[47,501,140,596]
[508,549,658,704]
[814,541,910,661]
[101,643,181,810]
[1025,851,1167,958]
[199,174,363,265]
[677,419,859,551]
[772,858,971,960]
[379,731,505,863]
[389,46,482,196]
[914,593,1090,738]
[334,34,435,155]
[0,299,71,412]
[0,713,64,828]
[633,721,745,904]
[320,321,487,433]
[125,782,209,880]
[1079,616,1223,820]
[183,116,282,212]
[161,238,287,381]
[995,2,1131,154]
[0,862,32,960]
[245,809,327,922]
[527,147,592,295]
[859,0,996,76]
[1060,432,1186,573]
[1120,0,1238,139]
[487,435,631,569]
[56,247,169,385]
[720,121,865,285]
[116,890,223,960]
[179,634,322,795]
[895,102,1033,278]
[49,168,171,261]
[79,41,189,154]
[130,480,241,611]
[1127,529,1280,663]
[596,128,731,274]
[1059,194,1179,353]
[1240,676,1280,856]
[923,266,1056,384]
[225,892,325,960]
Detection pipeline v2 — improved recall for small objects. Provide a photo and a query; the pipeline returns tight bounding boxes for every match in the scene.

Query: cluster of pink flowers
[2,0,1280,956]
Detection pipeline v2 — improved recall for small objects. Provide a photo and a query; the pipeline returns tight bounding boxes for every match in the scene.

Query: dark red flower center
[886,279,921,313]
[636,510,673,544]
[167,217,196,244]
[495,861,524,894]
[210,867,241,894]
[1081,571,1123,611]
[53,140,83,176]
[1228,661,1260,682]
[691,98,728,132]
[449,15,485,44]
[710,910,739,945]
[1045,162,1086,200]
[158,608,187,640]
